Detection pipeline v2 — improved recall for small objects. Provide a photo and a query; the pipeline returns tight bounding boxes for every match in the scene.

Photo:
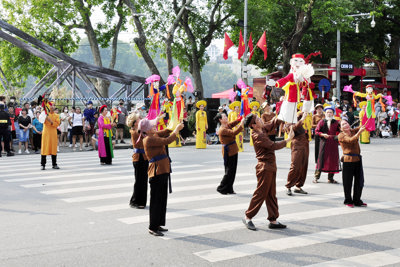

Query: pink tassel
[167,75,175,85]
[343,85,354,93]
[229,89,237,102]
[184,77,194,93]
[237,79,246,89]
[172,66,180,78]
[145,74,160,84]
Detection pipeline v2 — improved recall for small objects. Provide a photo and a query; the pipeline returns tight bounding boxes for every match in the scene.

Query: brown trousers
[286,144,309,188]
[245,162,279,222]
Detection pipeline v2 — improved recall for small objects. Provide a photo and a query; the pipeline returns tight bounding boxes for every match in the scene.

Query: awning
[212,87,253,99]
[368,83,392,89]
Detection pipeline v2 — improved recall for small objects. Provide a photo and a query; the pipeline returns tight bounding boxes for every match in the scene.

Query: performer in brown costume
[242,114,294,231]
[215,113,244,195]
[285,112,309,196]
[338,119,367,208]
[139,118,183,236]
[261,102,277,141]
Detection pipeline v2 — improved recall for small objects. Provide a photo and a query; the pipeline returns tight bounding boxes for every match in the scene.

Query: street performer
[314,106,341,183]
[285,111,309,195]
[338,119,367,207]
[242,114,294,231]
[215,112,244,195]
[40,105,60,170]
[140,118,183,236]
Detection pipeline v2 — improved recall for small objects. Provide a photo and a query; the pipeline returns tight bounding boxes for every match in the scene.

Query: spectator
[91,129,99,150]
[347,106,355,127]
[186,96,194,112]
[69,107,85,151]
[83,101,96,147]
[32,111,43,154]
[8,106,16,152]
[68,107,75,147]
[59,106,70,147]
[0,103,14,157]
[18,108,31,154]
[116,99,128,144]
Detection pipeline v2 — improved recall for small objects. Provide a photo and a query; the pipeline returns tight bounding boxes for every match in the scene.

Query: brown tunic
[245,122,286,221]
[261,113,277,135]
[218,120,243,157]
[130,129,147,162]
[143,129,176,178]
[286,120,309,188]
[312,114,324,129]
[338,127,361,162]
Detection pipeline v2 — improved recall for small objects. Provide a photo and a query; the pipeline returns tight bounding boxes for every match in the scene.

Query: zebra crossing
[1,147,400,265]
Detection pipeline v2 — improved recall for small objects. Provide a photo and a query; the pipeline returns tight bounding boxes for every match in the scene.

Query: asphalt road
[1,137,400,266]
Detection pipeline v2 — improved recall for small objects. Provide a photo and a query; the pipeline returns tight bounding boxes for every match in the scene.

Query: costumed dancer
[344,84,383,132]
[228,101,243,152]
[249,101,260,146]
[195,100,208,149]
[358,101,370,144]
[98,105,116,165]
[338,119,367,207]
[139,118,184,236]
[39,103,60,170]
[215,112,244,195]
[158,99,172,130]
[128,112,148,209]
[261,102,277,141]
[242,114,294,231]
[266,53,315,123]
[314,106,341,183]
[285,111,309,196]
[312,104,324,163]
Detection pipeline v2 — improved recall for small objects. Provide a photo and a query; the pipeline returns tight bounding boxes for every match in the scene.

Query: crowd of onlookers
[0,95,134,156]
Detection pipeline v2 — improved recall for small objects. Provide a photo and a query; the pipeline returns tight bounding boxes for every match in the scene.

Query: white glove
[297,64,314,79]
[266,79,276,86]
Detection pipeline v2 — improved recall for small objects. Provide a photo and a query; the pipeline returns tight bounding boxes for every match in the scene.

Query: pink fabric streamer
[237,79,246,89]
[184,77,194,93]
[145,74,160,84]
[229,89,237,102]
[167,75,175,85]
[384,95,393,106]
[172,66,180,78]
[343,84,354,93]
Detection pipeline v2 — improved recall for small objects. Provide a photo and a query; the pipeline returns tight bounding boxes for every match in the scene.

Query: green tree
[0,0,128,97]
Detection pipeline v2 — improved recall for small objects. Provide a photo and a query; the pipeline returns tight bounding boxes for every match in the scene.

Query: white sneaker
[75,144,79,148]
[69,144,72,148]
[18,149,22,154]
[57,146,60,152]
[25,150,30,154]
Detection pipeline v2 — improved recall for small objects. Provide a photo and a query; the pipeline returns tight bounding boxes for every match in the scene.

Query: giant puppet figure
[267,53,315,123]
[344,84,383,132]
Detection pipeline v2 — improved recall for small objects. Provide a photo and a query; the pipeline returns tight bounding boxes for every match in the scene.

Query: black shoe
[115,140,118,144]
[268,222,287,229]
[129,203,138,208]
[217,189,228,195]
[286,188,293,196]
[149,229,164,236]
[52,165,60,169]
[294,188,308,194]
[242,218,257,231]
[158,226,168,232]
[7,152,14,157]
[41,166,45,170]
[120,140,126,144]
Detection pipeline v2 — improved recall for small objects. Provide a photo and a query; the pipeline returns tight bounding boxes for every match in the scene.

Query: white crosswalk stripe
[305,248,400,267]
[194,220,400,262]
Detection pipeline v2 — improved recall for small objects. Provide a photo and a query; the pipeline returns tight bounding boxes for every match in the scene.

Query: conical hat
[229,101,241,110]
[249,101,260,109]
[196,100,207,108]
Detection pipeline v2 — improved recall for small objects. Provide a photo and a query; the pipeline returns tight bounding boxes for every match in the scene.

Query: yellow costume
[249,101,260,146]
[41,112,60,156]
[229,101,243,152]
[358,102,370,144]
[195,100,208,149]
[168,105,182,147]
[304,113,313,141]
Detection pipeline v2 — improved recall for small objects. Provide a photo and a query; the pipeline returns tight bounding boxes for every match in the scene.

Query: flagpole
[242,0,248,85]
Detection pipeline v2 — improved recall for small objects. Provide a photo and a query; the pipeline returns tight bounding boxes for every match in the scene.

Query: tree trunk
[123,0,164,84]
[388,34,400,70]
[281,1,314,74]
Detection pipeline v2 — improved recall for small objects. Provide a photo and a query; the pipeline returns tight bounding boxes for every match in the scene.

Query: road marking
[20,164,206,187]
[117,185,319,224]
[305,248,400,267]
[194,219,400,262]
[162,200,400,240]
[40,178,257,195]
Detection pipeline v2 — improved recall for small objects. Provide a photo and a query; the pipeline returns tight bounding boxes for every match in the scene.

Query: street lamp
[336,13,375,102]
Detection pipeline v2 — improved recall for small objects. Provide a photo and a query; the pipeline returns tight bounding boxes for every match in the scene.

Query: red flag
[257,31,267,60]
[223,33,234,60]
[237,29,245,59]
[248,33,254,61]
